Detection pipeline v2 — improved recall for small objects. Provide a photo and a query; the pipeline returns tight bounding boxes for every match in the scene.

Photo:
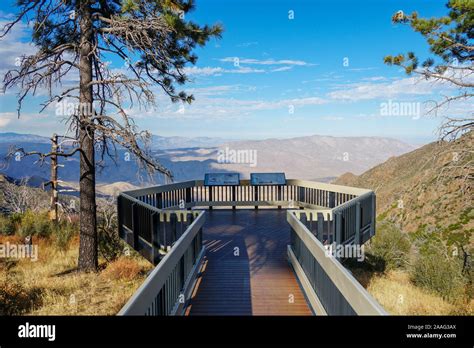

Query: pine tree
[384,0,473,140]
[1,0,222,271]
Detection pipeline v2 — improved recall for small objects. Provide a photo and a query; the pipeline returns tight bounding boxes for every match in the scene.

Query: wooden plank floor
[186,209,312,316]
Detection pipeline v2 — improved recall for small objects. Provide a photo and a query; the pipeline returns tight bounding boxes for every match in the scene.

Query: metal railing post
[336,211,342,246]
[232,186,236,210]
[277,186,282,209]
[329,191,336,208]
[185,187,192,210]
[151,212,157,264]
[209,187,213,210]
[131,203,139,249]
[355,202,361,245]
[317,212,324,242]
[370,192,376,237]
[157,192,163,209]
[117,195,124,239]
[254,186,258,210]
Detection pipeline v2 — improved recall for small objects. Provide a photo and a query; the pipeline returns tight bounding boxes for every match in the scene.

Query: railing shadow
[188,211,252,315]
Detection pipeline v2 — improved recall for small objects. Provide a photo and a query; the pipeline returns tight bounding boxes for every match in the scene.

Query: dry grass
[0,235,152,315]
[354,269,474,315]
[102,257,144,281]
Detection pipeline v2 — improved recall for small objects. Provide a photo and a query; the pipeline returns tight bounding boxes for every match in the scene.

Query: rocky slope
[334,132,473,235]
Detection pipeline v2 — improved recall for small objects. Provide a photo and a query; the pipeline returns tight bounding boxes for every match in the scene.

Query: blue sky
[0,0,468,144]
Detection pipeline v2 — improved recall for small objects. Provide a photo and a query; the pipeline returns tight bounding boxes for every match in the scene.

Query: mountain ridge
[333,132,473,235]
[0,132,418,185]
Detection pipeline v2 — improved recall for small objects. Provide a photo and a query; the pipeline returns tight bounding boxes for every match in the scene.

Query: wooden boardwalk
[186,209,312,316]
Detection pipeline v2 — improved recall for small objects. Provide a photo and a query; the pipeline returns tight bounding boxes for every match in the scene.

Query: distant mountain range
[187,135,417,181]
[0,132,418,188]
[150,135,227,149]
[0,132,51,144]
[0,132,227,149]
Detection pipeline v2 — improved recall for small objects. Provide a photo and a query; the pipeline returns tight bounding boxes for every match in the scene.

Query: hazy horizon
[0,130,433,147]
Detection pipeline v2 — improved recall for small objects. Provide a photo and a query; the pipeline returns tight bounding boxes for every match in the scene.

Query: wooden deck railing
[120,179,369,209]
[117,178,380,316]
[118,211,205,316]
[287,210,386,315]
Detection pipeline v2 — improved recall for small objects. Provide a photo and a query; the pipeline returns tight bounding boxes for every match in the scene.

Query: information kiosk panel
[204,173,240,186]
[250,173,286,186]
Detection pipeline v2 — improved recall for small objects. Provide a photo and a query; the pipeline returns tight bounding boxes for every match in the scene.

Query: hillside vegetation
[0,181,152,315]
[335,133,472,235]
[336,132,473,314]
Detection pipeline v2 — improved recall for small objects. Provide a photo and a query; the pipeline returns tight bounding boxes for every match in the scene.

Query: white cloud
[271,66,293,72]
[0,115,12,127]
[0,19,36,72]
[362,76,387,81]
[183,65,264,76]
[132,94,328,121]
[230,66,265,74]
[0,111,67,134]
[220,57,314,66]
[183,57,314,77]
[183,66,224,76]
[328,77,453,101]
[346,67,378,72]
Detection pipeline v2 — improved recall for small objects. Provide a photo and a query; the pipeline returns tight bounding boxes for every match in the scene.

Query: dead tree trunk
[49,133,58,222]
[77,0,98,272]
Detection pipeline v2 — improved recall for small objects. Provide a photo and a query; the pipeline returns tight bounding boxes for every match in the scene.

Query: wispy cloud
[0,19,36,72]
[327,77,453,101]
[345,67,378,72]
[183,65,265,76]
[219,57,315,66]
[271,66,293,72]
[0,115,11,127]
[129,93,328,121]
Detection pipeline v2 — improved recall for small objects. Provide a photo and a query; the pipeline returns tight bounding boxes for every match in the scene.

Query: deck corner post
[336,211,342,246]
[370,192,376,237]
[355,202,361,245]
[317,212,324,241]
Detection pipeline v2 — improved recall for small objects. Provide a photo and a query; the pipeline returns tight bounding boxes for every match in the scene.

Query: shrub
[0,279,43,315]
[0,215,15,235]
[101,257,143,281]
[97,202,122,262]
[18,211,53,238]
[367,221,411,271]
[54,221,78,250]
[410,248,466,301]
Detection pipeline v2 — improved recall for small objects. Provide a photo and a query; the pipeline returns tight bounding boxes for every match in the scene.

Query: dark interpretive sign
[250,173,286,186]
[204,173,241,186]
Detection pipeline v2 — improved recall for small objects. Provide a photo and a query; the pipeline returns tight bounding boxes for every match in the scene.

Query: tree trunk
[77,0,98,272]
[49,133,58,222]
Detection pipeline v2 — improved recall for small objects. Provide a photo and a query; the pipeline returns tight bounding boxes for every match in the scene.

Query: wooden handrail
[118,211,205,315]
[287,210,386,315]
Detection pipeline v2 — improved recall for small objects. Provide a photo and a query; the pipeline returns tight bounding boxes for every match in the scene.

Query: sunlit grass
[353,269,473,315]
[0,235,152,315]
